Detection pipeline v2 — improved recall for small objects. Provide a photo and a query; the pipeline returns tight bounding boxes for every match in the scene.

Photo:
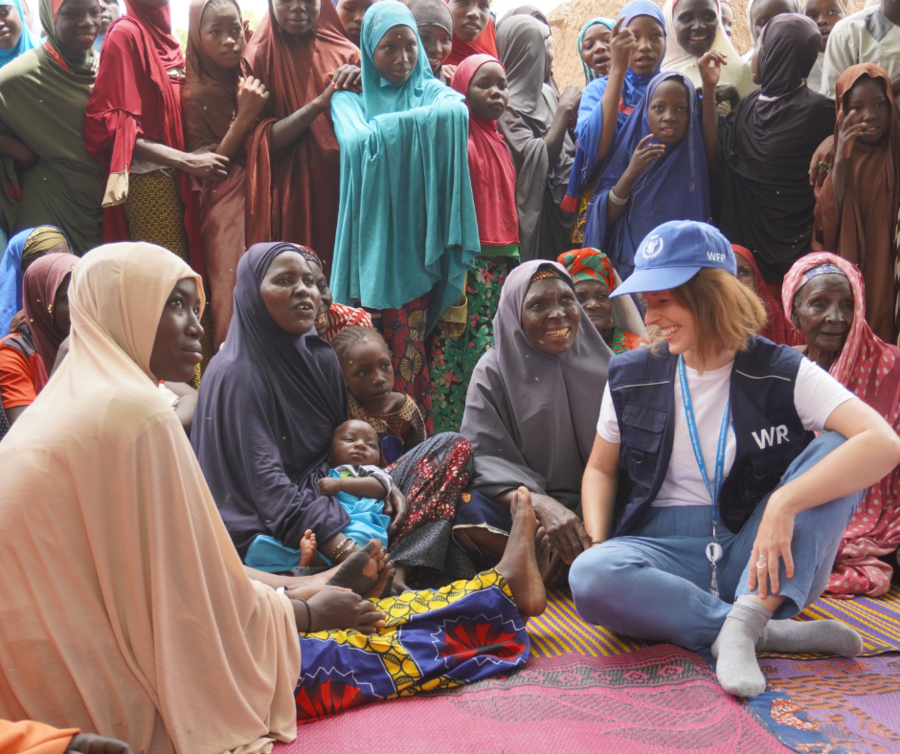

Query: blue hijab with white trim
[563,0,665,211]
[584,71,710,280]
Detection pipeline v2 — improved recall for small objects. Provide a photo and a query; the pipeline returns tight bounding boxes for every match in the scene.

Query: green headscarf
[330,1,479,333]
[40,0,97,76]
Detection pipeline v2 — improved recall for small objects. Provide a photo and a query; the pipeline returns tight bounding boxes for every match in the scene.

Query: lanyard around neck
[677,355,730,523]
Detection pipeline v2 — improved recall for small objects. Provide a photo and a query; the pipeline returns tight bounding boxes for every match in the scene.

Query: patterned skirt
[381,293,433,433]
[295,569,529,722]
[386,432,473,577]
[430,258,511,435]
[124,169,215,383]
[570,168,600,247]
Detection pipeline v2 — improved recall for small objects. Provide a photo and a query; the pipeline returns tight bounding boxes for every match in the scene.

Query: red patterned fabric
[323,302,373,344]
[782,252,900,597]
[382,293,434,434]
[733,245,804,346]
[385,434,471,539]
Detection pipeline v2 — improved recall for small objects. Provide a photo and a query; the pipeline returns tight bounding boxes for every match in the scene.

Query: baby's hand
[317,477,341,496]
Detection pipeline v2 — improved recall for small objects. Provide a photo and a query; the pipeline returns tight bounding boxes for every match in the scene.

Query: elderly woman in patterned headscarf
[783,252,900,598]
[557,248,645,354]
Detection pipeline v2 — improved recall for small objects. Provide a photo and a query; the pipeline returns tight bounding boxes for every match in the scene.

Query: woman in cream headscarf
[661,0,755,100]
[0,243,302,754]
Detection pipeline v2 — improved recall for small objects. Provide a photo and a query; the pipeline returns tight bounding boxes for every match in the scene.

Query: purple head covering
[192,242,350,558]
[460,260,613,509]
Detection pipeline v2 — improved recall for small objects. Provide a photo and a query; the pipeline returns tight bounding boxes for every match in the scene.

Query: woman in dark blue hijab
[193,242,480,591]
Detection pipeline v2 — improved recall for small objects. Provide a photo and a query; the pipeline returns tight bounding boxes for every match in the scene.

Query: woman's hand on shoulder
[808,134,836,188]
[331,64,363,94]
[530,492,591,565]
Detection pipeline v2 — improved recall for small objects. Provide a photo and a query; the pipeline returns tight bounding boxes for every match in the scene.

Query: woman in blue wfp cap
[569,219,900,698]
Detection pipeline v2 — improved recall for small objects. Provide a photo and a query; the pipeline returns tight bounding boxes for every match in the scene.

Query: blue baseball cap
[611,221,737,298]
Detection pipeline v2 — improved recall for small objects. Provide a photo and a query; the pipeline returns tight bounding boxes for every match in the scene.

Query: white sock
[711,595,773,698]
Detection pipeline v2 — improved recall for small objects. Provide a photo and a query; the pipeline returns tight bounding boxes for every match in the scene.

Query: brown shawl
[241,0,358,268]
[813,63,900,343]
[182,0,243,153]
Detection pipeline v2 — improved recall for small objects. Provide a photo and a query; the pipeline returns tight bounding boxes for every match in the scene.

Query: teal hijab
[0,0,39,68]
[361,0,437,116]
[578,17,614,84]
[330,1,479,333]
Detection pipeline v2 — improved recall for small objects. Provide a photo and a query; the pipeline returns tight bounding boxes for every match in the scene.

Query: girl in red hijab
[445,0,498,65]
[431,54,518,434]
[84,0,228,375]
[84,0,228,268]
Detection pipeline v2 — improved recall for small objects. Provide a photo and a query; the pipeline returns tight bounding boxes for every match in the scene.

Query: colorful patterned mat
[528,584,900,659]
[273,646,791,754]
[749,653,900,754]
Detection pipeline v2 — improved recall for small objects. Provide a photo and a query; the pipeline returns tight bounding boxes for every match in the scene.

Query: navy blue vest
[609,337,812,536]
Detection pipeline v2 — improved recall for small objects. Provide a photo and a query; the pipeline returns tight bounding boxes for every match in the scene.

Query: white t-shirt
[596,357,855,507]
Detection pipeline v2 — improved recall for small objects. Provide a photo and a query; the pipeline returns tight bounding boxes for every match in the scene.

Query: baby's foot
[298,530,317,567]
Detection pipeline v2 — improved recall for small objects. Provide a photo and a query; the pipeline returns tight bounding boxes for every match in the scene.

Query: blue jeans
[570,433,863,652]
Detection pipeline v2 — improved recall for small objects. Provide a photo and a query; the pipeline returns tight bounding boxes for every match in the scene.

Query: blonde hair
[645,268,767,367]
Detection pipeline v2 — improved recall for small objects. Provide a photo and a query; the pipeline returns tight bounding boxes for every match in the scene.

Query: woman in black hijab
[714,14,835,284]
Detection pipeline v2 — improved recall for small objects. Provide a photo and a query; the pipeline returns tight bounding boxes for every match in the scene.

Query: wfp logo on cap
[643,235,663,260]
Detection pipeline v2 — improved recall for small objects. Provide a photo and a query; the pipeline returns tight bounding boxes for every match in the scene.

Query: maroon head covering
[241,0,359,268]
[22,254,79,370]
[183,0,244,151]
[125,0,184,68]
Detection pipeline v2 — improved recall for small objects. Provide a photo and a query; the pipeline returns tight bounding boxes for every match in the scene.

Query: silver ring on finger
[756,556,767,570]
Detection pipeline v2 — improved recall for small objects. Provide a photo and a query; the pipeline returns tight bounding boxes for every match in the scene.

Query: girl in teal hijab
[0,0,38,69]
[330,0,479,430]
[578,17,614,84]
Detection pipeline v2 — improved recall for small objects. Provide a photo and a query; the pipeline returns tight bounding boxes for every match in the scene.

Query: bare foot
[365,551,396,599]
[326,540,385,596]
[306,588,386,635]
[495,487,547,618]
[298,529,317,567]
